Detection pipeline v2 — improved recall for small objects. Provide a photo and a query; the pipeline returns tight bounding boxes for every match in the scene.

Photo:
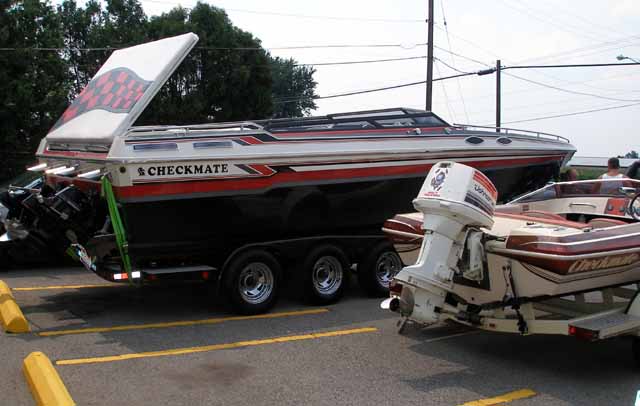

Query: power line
[511,0,617,42]
[0,43,428,52]
[140,0,425,23]
[298,55,426,66]
[501,102,640,124]
[434,60,456,121]
[515,34,640,65]
[433,56,473,74]
[496,0,601,42]
[433,23,640,94]
[503,71,640,103]
[439,0,469,123]
[533,0,632,39]
[274,72,479,104]
[507,62,640,69]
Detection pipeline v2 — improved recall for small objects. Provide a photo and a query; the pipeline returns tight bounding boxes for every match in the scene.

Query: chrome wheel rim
[312,256,343,295]
[238,262,274,304]
[375,252,402,288]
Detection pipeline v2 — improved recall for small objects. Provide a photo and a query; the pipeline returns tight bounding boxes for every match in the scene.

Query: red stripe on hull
[115,155,565,200]
[41,149,108,159]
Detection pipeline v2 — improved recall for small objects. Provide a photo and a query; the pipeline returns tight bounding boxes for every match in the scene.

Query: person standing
[600,157,626,179]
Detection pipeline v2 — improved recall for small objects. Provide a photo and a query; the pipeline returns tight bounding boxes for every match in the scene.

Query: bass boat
[384,177,640,265]
[383,162,640,363]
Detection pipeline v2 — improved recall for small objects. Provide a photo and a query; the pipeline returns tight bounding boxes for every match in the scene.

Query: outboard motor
[384,161,497,325]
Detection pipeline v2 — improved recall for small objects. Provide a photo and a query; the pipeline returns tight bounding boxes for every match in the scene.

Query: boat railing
[127,121,266,138]
[453,123,571,143]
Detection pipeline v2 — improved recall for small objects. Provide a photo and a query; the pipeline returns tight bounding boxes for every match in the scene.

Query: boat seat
[587,217,628,229]
[495,212,591,229]
[521,210,568,222]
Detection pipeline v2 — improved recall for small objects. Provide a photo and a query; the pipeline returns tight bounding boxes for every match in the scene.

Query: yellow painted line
[57,327,378,366]
[12,284,118,292]
[23,352,75,406]
[460,389,536,406]
[39,308,329,337]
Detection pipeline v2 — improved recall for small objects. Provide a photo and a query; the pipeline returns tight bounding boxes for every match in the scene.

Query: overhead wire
[496,0,601,42]
[434,60,456,121]
[503,71,640,103]
[139,0,425,23]
[511,0,618,42]
[533,0,632,38]
[500,102,640,124]
[439,0,469,122]
[273,72,478,104]
[0,43,428,52]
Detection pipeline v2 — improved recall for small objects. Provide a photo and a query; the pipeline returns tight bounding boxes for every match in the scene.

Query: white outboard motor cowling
[391,162,497,324]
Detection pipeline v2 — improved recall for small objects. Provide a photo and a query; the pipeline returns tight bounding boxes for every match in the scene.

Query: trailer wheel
[222,249,281,315]
[301,244,349,305]
[358,241,403,297]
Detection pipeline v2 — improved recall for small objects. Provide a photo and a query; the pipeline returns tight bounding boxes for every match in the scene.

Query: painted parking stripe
[56,327,378,365]
[460,389,536,406]
[38,308,329,337]
[12,284,118,291]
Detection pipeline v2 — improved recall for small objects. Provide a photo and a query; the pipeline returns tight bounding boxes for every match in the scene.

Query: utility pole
[496,59,501,131]
[425,0,434,111]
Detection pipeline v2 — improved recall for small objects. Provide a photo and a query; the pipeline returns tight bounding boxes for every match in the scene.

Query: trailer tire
[301,244,349,305]
[358,241,403,297]
[222,249,281,315]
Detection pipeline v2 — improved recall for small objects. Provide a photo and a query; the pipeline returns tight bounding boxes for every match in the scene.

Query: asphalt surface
[1,265,639,406]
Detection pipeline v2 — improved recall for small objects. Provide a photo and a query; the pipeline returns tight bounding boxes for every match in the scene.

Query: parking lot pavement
[1,265,639,406]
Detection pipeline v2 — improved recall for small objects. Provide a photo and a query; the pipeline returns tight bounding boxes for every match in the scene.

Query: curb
[0,280,29,333]
[23,352,75,406]
[0,280,14,299]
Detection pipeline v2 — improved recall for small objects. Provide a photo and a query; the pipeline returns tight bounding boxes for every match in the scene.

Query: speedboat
[0,33,575,312]
[383,162,640,362]
[384,177,640,265]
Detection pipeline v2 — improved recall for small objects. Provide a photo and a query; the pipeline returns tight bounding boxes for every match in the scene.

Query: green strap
[101,176,133,282]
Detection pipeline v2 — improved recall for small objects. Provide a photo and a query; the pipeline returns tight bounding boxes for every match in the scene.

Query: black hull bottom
[120,162,559,263]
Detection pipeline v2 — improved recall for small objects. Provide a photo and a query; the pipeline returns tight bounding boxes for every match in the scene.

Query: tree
[270,57,317,118]
[0,0,70,181]
[139,3,274,124]
[624,151,639,159]
[0,0,318,182]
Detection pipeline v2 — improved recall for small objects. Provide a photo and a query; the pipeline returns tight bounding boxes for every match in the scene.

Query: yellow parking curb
[0,280,29,333]
[0,280,14,299]
[23,352,75,406]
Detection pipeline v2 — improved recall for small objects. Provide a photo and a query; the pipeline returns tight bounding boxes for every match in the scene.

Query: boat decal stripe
[289,154,562,172]
[465,192,493,217]
[235,164,259,175]
[117,155,567,199]
[473,171,498,199]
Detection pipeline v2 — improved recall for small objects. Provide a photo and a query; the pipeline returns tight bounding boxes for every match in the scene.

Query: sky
[55,0,640,157]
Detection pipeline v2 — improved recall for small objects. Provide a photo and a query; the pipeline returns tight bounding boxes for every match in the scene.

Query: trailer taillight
[389,279,403,295]
[568,325,598,341]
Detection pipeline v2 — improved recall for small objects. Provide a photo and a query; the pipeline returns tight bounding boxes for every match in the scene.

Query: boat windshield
[512,179,640,203]
[265,108,449,132]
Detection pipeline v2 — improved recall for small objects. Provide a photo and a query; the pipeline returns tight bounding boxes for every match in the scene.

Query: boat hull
[119,158,561,263]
